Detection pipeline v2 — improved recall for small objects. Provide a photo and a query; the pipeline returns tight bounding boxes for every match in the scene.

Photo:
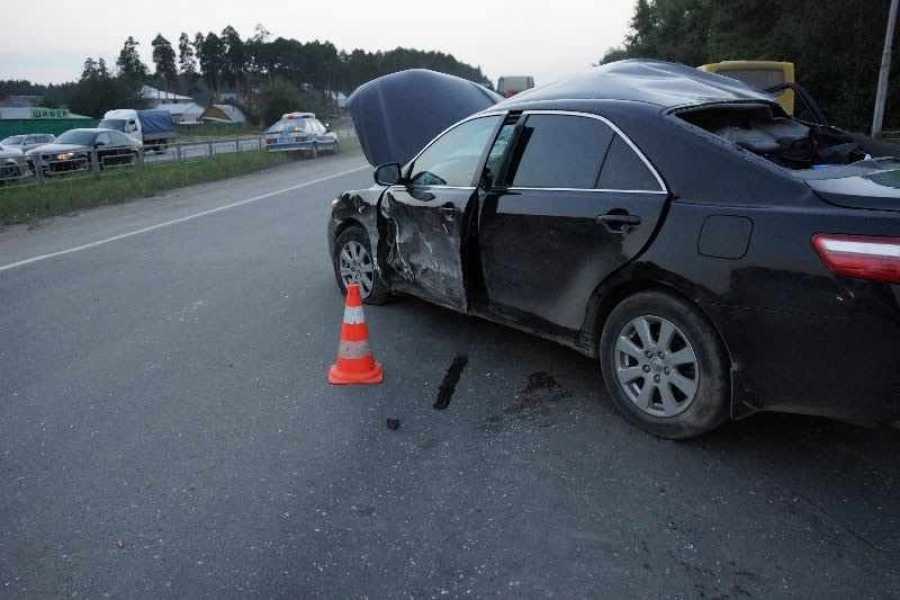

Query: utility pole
[872,0,899,137]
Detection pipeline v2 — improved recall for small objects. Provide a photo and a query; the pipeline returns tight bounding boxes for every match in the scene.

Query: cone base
[328,361,384,385]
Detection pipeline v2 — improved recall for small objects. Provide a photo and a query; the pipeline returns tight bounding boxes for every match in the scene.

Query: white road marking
[0,164,369,273]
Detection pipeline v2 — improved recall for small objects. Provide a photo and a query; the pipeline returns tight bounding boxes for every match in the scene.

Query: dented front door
[381,185,475,311]
[379,114,503,312]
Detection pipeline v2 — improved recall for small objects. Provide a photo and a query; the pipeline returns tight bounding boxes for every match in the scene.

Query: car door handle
[596,211,641,233]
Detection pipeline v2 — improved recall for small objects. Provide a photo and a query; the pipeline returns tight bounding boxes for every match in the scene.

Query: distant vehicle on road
[330,60,900,439]
[0,144,28,182]
[99,109,175,151]
[0,133,56,153]
[26,128,141,176]
[497,75,535,97]
[264,112,339,156]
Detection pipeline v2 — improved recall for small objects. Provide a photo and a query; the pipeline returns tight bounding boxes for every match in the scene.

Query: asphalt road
[1,150,899,599]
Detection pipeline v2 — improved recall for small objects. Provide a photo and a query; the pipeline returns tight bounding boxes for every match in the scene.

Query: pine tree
[151,34,178,90]
[178,33,196,76]
[116,36,147,84]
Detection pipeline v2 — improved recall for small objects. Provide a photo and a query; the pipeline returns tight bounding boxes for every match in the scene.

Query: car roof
[492,59,780,112]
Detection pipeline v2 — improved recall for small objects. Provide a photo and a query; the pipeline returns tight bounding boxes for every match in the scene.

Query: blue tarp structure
[138,109,176,135]
[347,69,501,166]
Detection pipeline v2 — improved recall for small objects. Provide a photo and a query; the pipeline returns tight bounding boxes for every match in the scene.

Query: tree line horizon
[0,24,493,123]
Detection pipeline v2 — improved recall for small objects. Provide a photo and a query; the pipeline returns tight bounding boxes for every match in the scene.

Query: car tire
[599,290,729,439]
[332,226,390,305]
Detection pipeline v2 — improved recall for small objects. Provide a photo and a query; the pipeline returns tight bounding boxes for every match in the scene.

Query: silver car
[263,113,339,156]
[0,144,28,182]
[1,133,56,153]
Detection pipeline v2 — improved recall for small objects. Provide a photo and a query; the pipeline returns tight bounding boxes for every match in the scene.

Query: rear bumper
[266,141,316,152]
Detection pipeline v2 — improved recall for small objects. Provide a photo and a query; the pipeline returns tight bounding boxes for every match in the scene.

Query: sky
[0,0,635,87]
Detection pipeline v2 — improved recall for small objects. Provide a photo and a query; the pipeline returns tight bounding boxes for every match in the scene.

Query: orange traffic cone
[328,283,384,385]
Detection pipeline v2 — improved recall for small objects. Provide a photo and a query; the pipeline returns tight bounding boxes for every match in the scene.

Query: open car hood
[347,69,501,167]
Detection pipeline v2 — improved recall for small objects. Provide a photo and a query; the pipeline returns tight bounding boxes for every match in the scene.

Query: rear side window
[507,114,613,189]
[596,135,660,191]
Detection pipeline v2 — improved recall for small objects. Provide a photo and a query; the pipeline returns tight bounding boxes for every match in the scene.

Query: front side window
[409,115,501,187]
[506,114,613,189]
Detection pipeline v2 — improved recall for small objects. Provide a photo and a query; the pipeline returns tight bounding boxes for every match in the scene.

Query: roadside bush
[259,78,339,127]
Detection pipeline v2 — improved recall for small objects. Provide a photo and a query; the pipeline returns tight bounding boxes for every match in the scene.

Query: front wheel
[599,290,730,439]
[332,226,390,304]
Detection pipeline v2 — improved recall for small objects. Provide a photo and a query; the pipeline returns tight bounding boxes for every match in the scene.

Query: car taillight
[812,234,900,284]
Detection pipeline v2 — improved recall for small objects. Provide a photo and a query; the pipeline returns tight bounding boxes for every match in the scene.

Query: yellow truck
[698,60,796,114]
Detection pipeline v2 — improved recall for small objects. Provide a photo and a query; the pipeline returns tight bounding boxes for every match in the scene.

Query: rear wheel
[599,290,729,439]
[332,226,390,304]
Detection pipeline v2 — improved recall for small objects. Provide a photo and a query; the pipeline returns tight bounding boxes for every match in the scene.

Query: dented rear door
[380,114,503,311]
[478,111,670,330]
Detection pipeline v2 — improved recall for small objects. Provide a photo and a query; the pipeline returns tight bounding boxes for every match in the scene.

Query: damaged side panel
[328,188,386,280]
[379,186,472,311]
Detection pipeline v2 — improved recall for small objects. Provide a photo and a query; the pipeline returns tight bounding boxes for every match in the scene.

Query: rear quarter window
[596,135,660,191]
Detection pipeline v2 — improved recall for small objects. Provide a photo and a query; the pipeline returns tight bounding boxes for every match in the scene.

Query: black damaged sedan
[329,61,900,438]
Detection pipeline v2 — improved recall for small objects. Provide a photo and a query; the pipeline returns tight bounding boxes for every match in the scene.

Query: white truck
[99,109,176,151]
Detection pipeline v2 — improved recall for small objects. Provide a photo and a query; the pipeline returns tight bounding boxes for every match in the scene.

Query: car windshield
[98,119,127,132]
[55,130,96,145]
[2,135,25,145]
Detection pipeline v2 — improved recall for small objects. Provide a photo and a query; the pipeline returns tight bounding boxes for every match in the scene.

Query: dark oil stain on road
[433,354,469,410]
[505,371,571,413]
[481,372,573,432]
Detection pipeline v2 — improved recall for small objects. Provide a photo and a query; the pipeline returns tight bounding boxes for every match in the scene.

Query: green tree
[198,32,225,96]
[178,32,196,76]
[69,57,140,117]
[116,36,147,84]
[220,25,247,94]
[601,0,900,131]
[260,77,302,125]
[151,34,178,90]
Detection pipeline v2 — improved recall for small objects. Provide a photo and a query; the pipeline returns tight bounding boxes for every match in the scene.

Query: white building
[156,102,205,125]
[140,85,194,107]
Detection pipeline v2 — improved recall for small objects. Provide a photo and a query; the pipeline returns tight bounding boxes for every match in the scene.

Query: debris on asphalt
[386,417,400,430]
[433,354,469,410]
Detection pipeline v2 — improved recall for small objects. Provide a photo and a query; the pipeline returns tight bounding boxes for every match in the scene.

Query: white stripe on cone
[343,305,366,325]
[338,340,372,359]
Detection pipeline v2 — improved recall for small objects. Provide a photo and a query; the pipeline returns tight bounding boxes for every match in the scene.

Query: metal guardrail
[0,128,358,188]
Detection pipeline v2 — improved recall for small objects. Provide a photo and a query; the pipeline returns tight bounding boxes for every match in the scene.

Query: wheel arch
[580,267,740,417]
[333,216,365,242]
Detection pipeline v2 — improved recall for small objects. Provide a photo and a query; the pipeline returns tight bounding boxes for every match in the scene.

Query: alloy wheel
[338,240,375,298]
[613,314,699,417]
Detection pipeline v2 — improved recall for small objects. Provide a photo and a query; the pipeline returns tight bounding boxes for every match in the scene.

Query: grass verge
[0,151,293,226]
